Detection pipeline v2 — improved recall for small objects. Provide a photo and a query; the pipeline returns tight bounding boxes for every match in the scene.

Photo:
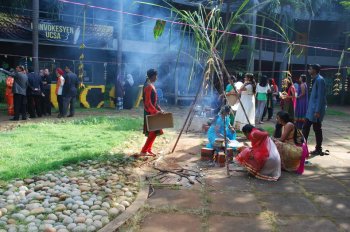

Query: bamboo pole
[214,52,251,125]
[171,64,209,153]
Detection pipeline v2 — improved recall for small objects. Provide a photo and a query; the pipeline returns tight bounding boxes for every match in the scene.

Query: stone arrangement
[0,159,139,232]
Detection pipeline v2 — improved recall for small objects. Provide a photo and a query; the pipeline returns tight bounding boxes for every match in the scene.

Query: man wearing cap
[303,64,327,156]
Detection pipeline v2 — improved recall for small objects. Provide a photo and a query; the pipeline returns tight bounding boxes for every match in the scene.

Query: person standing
[123,74,134,109]
[234,73,256,130]
[140,69,164,156]
[262,78,278,121]
[55,68,65,118]
[41,68,52,116]
[302,64,327,156]
[0,66,28,120]
[27,68,42,118]
[62,66,79,117]
[115,74,124,111]
[281,75,296,122]
[295,74,309,129]
[255,75,269,124]
[5,70,15,116]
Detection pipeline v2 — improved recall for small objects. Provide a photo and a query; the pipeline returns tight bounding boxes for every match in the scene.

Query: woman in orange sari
[5,72,14,116]
[236,124,281,181]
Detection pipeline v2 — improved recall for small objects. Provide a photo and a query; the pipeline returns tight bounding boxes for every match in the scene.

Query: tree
[340,0,350,9]
[32,0,39,73]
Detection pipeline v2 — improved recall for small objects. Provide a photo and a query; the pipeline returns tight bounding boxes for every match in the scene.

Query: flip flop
[147,151,157,156]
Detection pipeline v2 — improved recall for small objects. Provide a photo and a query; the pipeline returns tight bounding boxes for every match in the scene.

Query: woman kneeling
[273,111,308,174]
[236,124,281,181]
[206,105,236,149]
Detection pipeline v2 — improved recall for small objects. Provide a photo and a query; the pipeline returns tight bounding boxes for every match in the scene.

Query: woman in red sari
[236,124,281,181]
[140,69,164,156]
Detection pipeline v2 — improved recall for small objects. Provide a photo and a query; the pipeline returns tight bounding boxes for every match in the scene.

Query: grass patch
[0,116,143,181]
[259,124,275,136]
[326,108,349,117]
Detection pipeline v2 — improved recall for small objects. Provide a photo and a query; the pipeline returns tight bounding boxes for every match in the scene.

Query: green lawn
[326,108,349,117]
[0,116,143,181]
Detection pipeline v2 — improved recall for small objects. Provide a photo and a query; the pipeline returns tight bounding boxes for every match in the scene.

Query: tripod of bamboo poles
[171,52,252,175]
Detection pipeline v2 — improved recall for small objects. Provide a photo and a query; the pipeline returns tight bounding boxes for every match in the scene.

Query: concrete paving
[129,109,350,232]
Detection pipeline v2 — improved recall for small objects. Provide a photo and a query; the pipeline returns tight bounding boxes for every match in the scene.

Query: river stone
[26,203,42,211]
[92,215,102,221]
[93,210,108,216]
[24,179,34,184]
[44,227,56,232]
[101,216,110,225]
[87,225,96,232]
[109,208,120,217]
[74,217,85,223]
[90,205,100,210]
[11,213,25,220]
[0,208,8,214]
[67,223,76,230]
[62,217,73,225]
[6,204,16,211]
[47,214,58,221]
[55,204,66,212]
[120,201,130,207]
[85,218,93,225]
[80,205,89,210]
[93,220,103,229]
[28,226,39,232]
[25,215,36,222]
[115,204,126,211]
[31,207,45,215]
[7,218,16,224]
[57,229,69,232]
[72,225,86,232]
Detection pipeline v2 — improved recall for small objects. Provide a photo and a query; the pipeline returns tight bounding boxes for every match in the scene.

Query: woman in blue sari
[206,105,236,148]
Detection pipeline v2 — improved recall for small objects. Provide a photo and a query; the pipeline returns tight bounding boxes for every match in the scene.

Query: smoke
[80,0,202,95]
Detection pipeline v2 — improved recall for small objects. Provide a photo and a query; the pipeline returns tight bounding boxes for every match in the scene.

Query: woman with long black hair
[233,73,256,130]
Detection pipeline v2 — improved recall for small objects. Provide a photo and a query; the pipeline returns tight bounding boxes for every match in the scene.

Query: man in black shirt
[41,68,52,116]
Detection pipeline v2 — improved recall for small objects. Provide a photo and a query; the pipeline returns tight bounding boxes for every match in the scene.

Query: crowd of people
[1,65,79,121]
[207,64,327,181]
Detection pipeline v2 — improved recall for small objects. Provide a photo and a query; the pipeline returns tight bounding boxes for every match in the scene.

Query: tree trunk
[304,17,312,70]
[32,0,39,73]
[258,16,266,76]
[115,0,123,107]
[246,0,258,72]
[117,0,123,77]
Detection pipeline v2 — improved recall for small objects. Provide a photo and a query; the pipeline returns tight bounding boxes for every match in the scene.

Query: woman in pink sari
[236,124,281,181]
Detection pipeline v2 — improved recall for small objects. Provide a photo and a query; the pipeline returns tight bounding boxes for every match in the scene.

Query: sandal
[147,151,157,156]
[323,150,330,156]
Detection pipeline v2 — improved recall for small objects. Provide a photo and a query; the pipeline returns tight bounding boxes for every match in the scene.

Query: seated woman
[206,105,236,149]
[235,124,281,181]
[273,111,309,174]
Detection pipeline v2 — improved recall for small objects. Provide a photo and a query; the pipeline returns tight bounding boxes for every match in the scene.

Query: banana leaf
[153,19,166,40]
[231,34,243,59]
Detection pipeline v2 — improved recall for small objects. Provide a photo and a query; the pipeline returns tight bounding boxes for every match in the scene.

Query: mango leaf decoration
[153,19,166,40]
[231,34,243,59]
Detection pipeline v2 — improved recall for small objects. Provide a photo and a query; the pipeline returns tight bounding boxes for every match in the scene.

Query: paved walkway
[121,110,350,232]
